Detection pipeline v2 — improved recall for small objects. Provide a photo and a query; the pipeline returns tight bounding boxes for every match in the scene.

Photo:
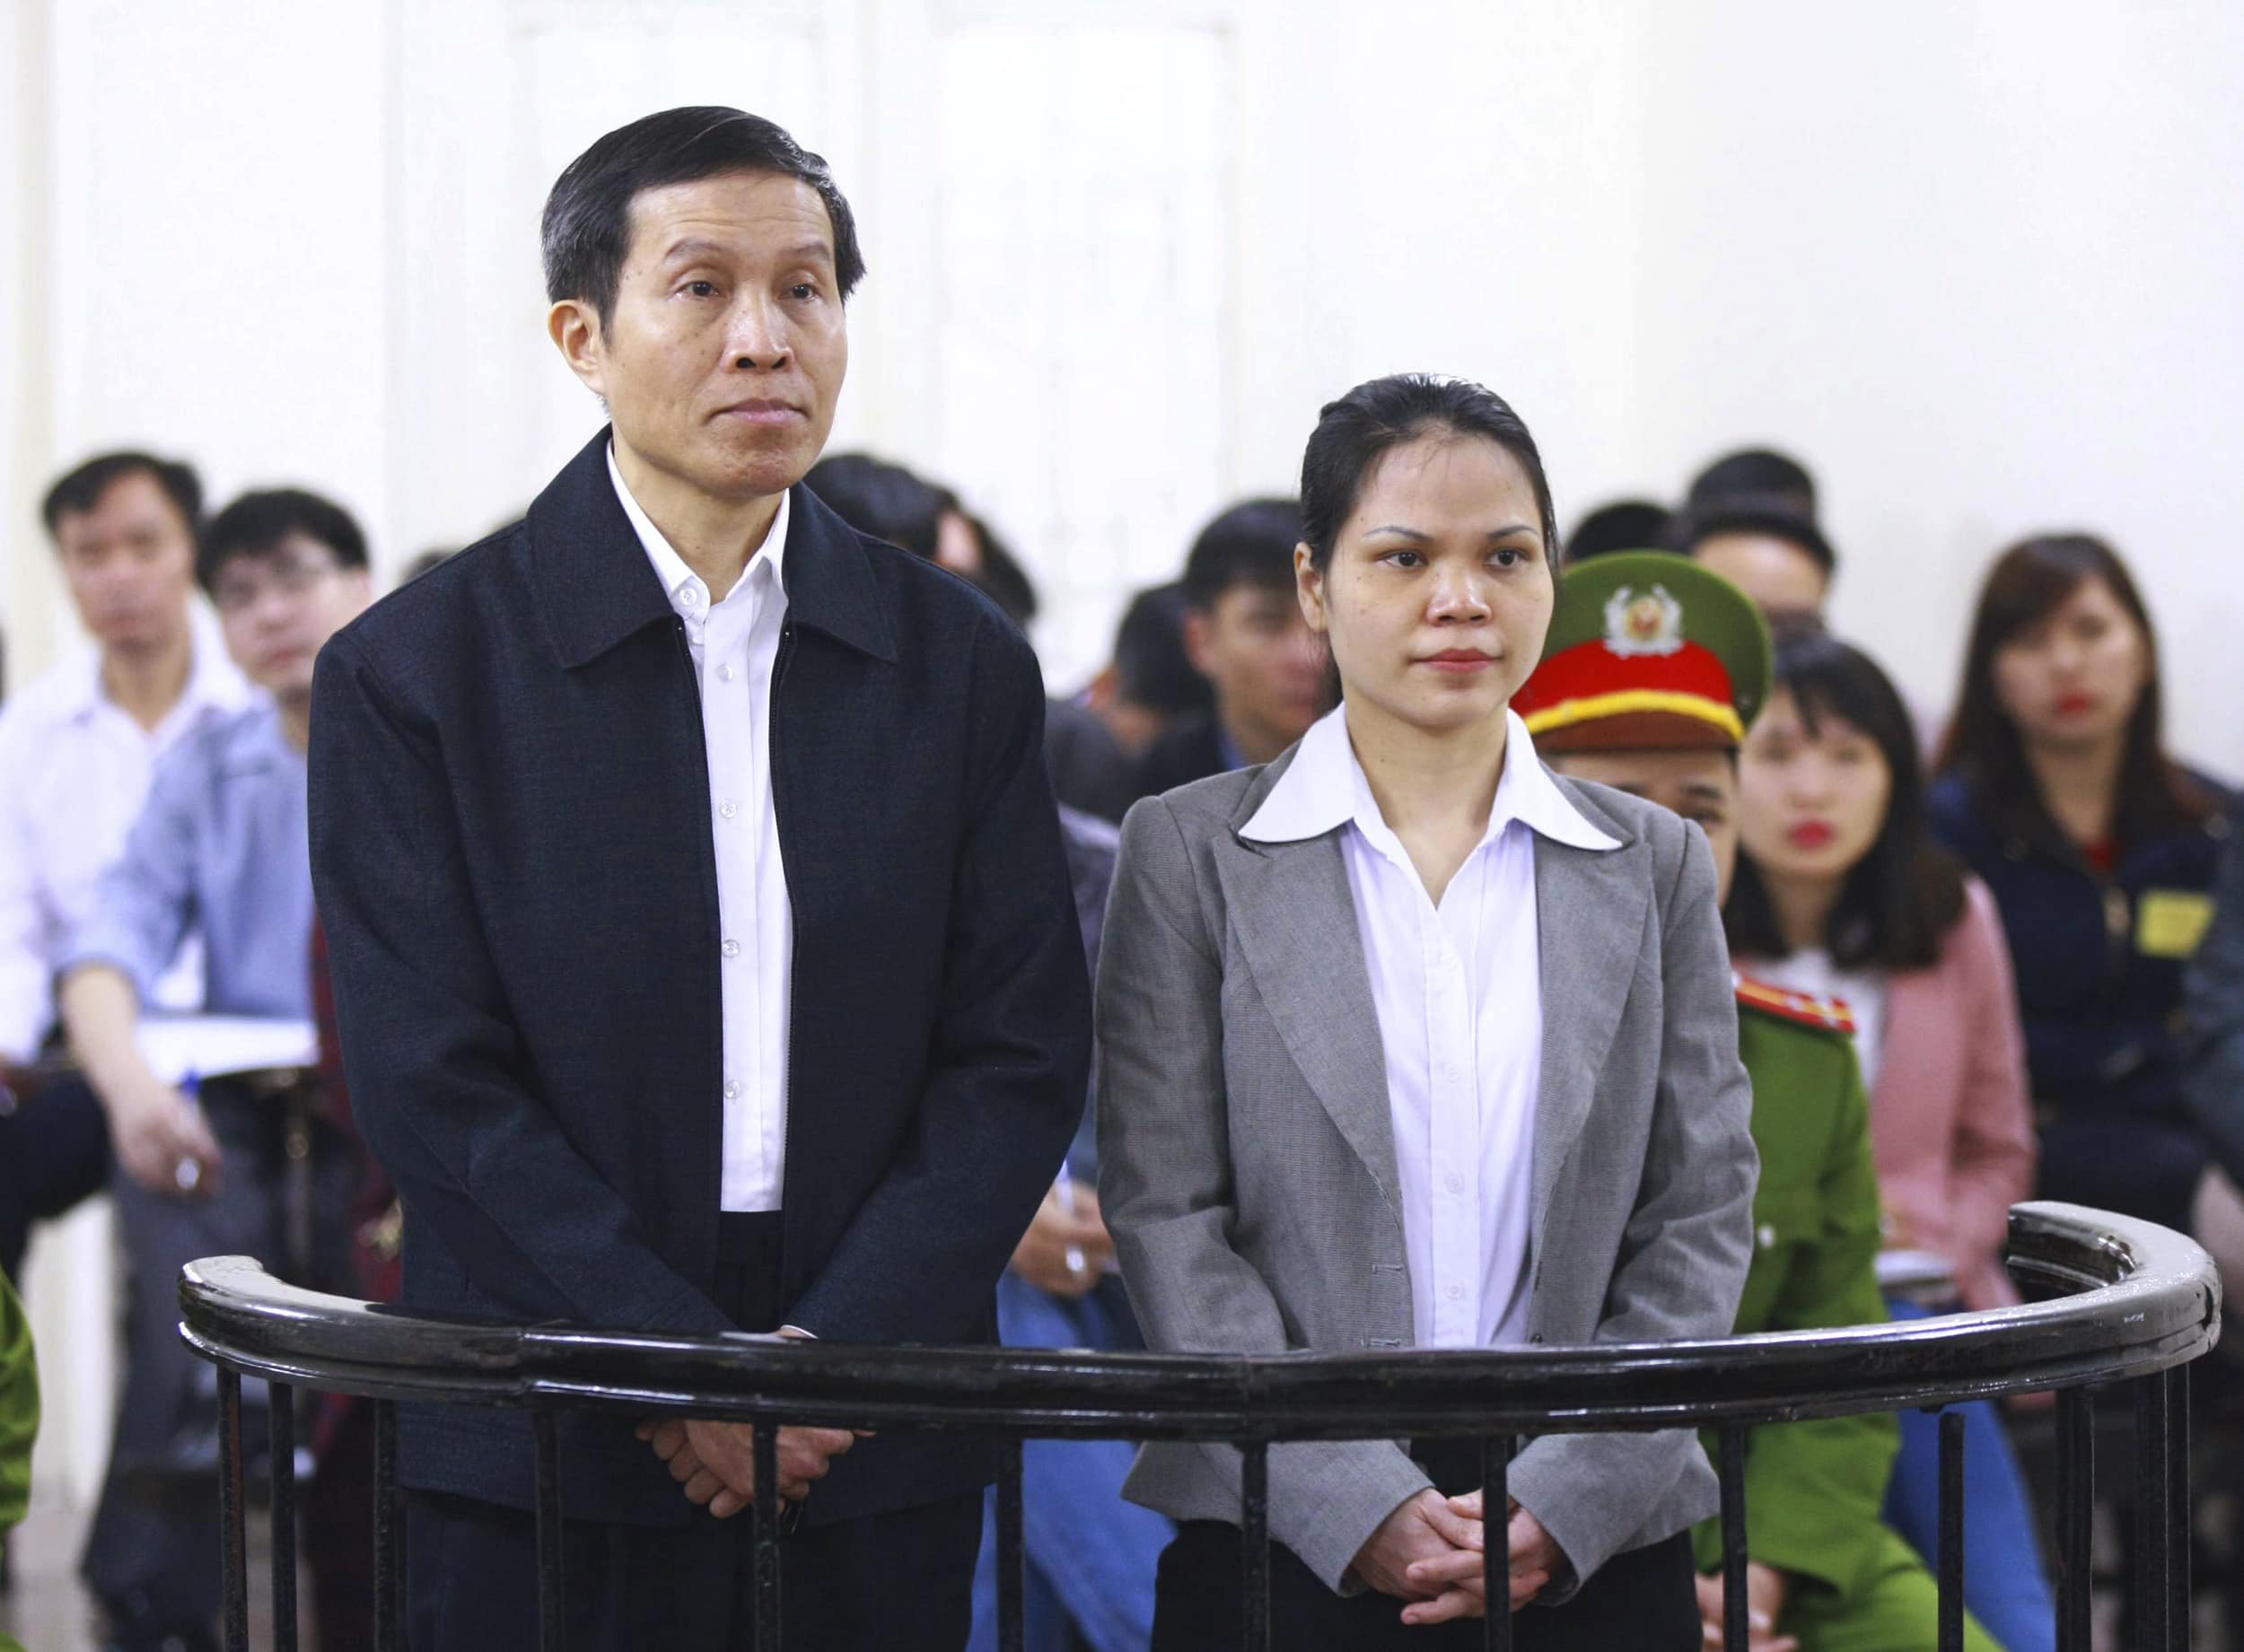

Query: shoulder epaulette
[1734,973,1857,1036]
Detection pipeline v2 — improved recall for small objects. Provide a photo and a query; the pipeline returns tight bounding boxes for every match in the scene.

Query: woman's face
[1737,687,1891,887]
[1296,434,1554,736]
[1990,575,2151,754]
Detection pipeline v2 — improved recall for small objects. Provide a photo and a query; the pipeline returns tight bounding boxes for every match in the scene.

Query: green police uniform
[0,1268,36,1652]
[1521,554,1994,1652]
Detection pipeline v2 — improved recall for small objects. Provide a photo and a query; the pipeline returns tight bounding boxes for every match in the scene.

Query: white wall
[4,0,2243,1499]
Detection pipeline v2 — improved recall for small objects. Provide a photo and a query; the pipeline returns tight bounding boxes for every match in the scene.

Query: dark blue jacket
[308,430,1091,1526]
[1926,770,2231,1131]
[2185,796,2244,1184]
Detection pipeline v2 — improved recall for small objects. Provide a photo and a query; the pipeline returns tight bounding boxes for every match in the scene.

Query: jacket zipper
[671,617,729,1223]
[771,620,799,1271]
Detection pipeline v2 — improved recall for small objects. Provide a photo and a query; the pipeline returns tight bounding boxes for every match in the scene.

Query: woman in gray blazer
[1097,374,1759,1650]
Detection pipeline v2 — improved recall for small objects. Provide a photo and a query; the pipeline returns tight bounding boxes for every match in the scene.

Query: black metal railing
[178,1201,2221,1652]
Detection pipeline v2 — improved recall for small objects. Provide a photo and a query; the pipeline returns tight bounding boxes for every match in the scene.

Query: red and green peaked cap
[1515,551,1771,754]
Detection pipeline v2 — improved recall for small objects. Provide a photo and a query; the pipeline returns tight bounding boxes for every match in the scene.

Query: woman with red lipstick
[1729,629,2036,1315]
[1928,534,2239,1274]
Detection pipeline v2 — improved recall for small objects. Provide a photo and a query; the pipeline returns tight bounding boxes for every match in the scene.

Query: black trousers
[406,1212,983,1652]
[1151,1440,1699,1652]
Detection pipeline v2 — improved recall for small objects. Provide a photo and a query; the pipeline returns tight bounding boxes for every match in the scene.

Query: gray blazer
[1096,749,1758,1594]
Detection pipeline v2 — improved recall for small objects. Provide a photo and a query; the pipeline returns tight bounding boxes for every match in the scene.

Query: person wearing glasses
[57,488,373,1652]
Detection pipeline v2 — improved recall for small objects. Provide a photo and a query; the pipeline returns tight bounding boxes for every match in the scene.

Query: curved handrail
[178,1202,2220,1441]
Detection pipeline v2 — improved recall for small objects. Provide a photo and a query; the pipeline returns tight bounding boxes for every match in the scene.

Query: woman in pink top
[1727,626,2037,1314]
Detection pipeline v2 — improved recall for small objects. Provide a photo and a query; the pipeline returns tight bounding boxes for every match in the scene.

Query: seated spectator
[1563,498,1671,563]
[1049,582,1212,821]
[1930,534,2240,1282]
[804,450,1040,626]
[1670,496,1836,630]
[1687,445,1819,519]
[1522,551,2000,1652]
[0,1265,31,1652]
[1128,497,1320,800]
[57,486,373,1652]
[1727,627,2054,1652]
[968,804,1173,1651]
[0,451,250,1286]
[2184,793,2244,1191]
[1729,628,2038,1313]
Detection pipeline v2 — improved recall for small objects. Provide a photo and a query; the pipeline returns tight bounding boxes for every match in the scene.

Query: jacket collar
[530,427,898,669]
[1240,705,1619,854]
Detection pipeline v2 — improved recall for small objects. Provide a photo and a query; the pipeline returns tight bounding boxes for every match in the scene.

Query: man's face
[209,532,373,704]
[1186,582,1325,756]
[550,169,847,503]
[52,471,197,653]
[1691,531,1828,628]
[1547,747,1740,902]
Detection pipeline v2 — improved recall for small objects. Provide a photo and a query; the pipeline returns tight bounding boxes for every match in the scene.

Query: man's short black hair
[543,106,866,328]
[198,488,370,592]
[1181,498,1302,611]
[1667,495,1837,578]
[1565,499,1672,563]
[41,450,202,542]
[1111,582,1212,717]
[1687,447,1818,518]
[804,453,951,561]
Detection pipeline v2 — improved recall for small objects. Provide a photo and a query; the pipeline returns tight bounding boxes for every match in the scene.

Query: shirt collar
[607,441,790,616]
[1240,705,1620,852]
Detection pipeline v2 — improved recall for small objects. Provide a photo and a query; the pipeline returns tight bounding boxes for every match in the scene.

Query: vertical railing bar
[218,1368,250,1652]
[1718,1424,1748,1652]
[755,1420,783,1649]
[2056,1385,2094,1652]
[1482,1435,1512,1652]
[532,1409,565,1652]
[267,1382,299,1652]
[997,1438,1026,1652]
[2164,1365,2190,1648]
[373,1399,402,1652]
[1240,1439,1270,1652]
[2133,1370,2175,1652]
[1938,1409,1966,1652]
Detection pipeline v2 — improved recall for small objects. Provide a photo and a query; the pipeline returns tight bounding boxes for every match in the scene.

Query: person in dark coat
[309,107,1090,1651]
[1929,533,2237,1281]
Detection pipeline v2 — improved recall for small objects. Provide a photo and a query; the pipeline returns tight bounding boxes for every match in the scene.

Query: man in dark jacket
[309,107,1090,1650]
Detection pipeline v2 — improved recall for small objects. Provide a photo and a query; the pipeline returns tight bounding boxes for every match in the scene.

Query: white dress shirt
[1241,705,1619,1348]
[609,445,794,1212]
[0,607,250,1062]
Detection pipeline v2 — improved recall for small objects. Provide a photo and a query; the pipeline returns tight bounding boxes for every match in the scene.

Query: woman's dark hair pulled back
[1726,627,1966,971]
[1298,375,1559,573]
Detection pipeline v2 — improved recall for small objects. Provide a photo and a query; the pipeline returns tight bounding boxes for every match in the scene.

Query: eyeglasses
[211,555,341,614]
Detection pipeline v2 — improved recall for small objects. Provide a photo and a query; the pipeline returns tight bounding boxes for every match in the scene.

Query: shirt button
[718,663,735,682]
[1446,1284,1465,1303]
[723,1080,742,1101]
[681,586,704,607]
[722,939,741,959]
[1444,1172,1465,1195]
[719,800,739,820]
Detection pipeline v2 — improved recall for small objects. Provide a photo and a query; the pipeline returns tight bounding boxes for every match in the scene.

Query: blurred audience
[57,487,373,1652]
[1127,497,1318,800]
[0,453,251,1286]
[1930,533,2241,1286]
[804,451,1039,625]
[2185,794,2244,1188]
[1727,626,2053,1652]
[1047,582,1210,822]
[1670,497,1836,629]
[1564,498,1671,563]
[1687,446,1819,520]
[1730,628,2037,1313]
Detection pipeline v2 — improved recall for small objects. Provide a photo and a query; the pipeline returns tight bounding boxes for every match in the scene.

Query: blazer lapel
[1213,831,1401,1214]
[1530,833,1651,1248]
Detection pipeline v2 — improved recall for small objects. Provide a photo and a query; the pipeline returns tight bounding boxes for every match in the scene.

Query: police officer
[1518,553,1999,1652]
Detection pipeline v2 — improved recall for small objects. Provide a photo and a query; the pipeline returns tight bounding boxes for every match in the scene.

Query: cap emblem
[1602,583,1685,659]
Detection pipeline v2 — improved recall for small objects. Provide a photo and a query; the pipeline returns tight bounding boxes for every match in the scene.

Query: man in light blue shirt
[57,486,372,1652]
